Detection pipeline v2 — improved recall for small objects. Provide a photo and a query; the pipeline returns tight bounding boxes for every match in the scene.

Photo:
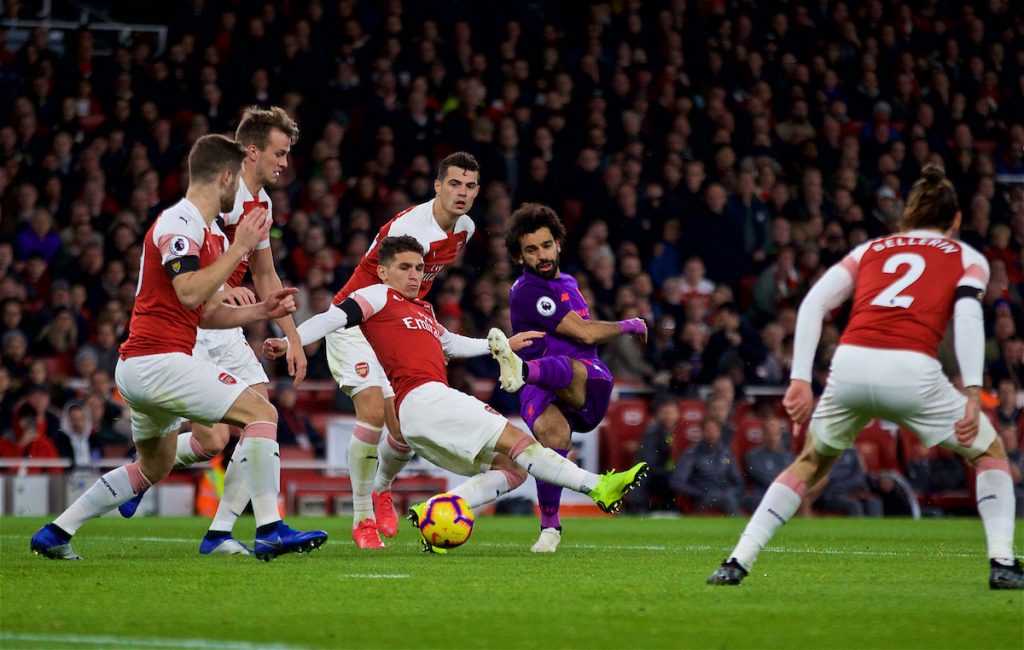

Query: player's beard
[528,254,559,280]
[219,189,236,213]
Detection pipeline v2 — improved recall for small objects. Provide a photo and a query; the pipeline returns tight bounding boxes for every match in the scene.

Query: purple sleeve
[511,282,572,335]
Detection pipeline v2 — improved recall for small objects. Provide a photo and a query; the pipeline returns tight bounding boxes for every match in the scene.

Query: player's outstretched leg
[373,433,413,538]
[32,435,174,560]
[119,429,222,518]
[500,426,647,514]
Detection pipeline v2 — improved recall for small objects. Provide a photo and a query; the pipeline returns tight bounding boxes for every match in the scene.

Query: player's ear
[376,265,387,281]
[952,211,962,233]
[248,143,260,161]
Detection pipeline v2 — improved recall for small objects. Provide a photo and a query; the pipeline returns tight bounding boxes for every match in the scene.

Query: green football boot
[588,462,649,513]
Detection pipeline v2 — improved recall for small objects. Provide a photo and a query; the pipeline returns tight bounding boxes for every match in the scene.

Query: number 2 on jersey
[871,253,925,309]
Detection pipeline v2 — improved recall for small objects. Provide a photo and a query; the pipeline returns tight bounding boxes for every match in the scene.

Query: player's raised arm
[263,286,386,359]
[171,206,269,308]
[554,310,647,345]
[953,248,990,444]
[783,251,858,423]
[250,246,307,382]
[439,327,544,358]
[200,287,298,330]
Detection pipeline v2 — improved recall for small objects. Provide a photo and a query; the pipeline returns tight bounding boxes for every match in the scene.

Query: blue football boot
[30,524,81,560]
[117,489,147,518]
[199,532,253,556]
[253,522,328,562]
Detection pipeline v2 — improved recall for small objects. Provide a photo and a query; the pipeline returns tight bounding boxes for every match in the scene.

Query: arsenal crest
[355,362,370,378]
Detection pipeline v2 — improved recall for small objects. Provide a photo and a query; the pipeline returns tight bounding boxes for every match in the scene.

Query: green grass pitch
[1,515,1021,649]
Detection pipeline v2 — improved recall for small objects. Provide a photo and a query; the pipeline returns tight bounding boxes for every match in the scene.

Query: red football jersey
[839,231,989,357]
[333,199,474,305]
[120,199,227,359]
[349,284,451,409]
[218,182,271,288]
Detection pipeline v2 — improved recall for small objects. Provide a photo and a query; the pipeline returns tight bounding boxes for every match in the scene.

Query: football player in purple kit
[488,203,648,552]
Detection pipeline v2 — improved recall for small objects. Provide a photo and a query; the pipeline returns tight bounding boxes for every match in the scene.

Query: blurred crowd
[1,1,1022,505]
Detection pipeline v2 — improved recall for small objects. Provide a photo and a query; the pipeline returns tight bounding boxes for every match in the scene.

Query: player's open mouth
[538,262,552,270]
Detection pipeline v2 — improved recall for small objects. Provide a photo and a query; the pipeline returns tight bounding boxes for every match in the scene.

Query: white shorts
[810,345,996,459]
[398,382,506,476]
[115,353,248,442]
[326,326,395,399]
[194,327,269,387]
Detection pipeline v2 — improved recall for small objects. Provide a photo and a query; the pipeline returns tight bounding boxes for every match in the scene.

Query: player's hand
[223,286,257,306]
[262,337,288,359]
[262,287,298,319]
[619,318,648,342]
[954,393,981,446]
[233,206,271,254]
[783,379,814,424]
[286,334,308,386]
[508,330,545,352]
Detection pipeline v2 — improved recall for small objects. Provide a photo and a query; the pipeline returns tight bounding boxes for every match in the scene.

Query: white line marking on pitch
[341,573,410,579]
[0,632,300,649]
[0,535,980,559]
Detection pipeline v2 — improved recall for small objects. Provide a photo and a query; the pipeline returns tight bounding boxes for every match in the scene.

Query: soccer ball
[419,493,474,549]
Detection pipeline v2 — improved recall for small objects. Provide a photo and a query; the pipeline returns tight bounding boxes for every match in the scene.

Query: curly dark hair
[377,235,426,266]
[505,203,567,259]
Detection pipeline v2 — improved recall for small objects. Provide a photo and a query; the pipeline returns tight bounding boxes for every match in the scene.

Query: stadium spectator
[53,400,103,467]
[813,448,884,518]
[742,418,794,512]
[1000,425,1024,518]
[670,418,744,515]
[273,383,325,457]
[626,396,681,514]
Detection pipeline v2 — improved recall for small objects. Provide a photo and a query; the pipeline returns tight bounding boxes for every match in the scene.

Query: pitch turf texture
[1,516,1021,649]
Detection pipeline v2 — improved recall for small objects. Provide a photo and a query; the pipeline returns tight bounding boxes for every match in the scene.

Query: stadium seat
[672,418,703,457]
[854,420,900,474]
[731,418,765,467]
[677,398,705,422]
[598,398,650,472]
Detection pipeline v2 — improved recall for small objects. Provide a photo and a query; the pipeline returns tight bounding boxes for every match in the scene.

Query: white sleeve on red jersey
[790,262,857,383]
[953,244,990,388]
[296,284,390,346]
[153,212,204,265]
[439,327,489,358]
[957,243,990,291]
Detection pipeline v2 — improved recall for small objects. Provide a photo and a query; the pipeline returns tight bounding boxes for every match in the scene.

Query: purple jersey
[509,271,598,361]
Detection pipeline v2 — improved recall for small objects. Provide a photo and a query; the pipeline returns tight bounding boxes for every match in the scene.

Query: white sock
[239,436,281,528]
[55,463,151,535]
[450,470,513,509]
[173,431,216,469]
[349,422,382,526]
[374,434,413,493]
[731,473,805,571]
[208,443,250,533]
[976,468,1016,562]
[512,443,598,494]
